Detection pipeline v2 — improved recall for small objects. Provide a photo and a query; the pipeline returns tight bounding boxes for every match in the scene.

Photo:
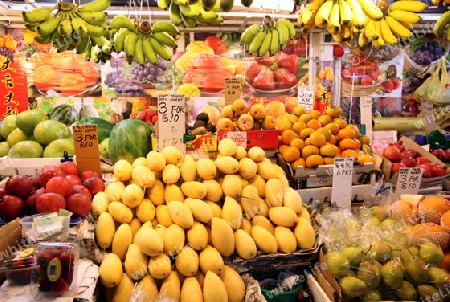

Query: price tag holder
[73,124,101,175]
[395,167,422,197]
[331,157,354,208]
[225,77,242,106]
[158,94,186,153]
[297,86,314,110]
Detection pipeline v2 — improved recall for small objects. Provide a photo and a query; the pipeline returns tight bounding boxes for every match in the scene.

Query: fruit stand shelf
[0,157,62,175]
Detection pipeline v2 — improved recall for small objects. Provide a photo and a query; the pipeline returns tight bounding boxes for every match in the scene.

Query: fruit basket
[404,42,444,77]
[341,54,382,96]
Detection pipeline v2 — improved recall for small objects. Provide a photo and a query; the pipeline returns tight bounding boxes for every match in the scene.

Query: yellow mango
[251,225,278,254]
[269,206,298,227]
[234,229,257,260]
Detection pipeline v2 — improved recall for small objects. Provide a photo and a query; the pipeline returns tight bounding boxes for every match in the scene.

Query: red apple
[66,193,91,216]
[30,175,41,189]
[416,157,430,164]
[400,157,417,167]
[390,141,405,152]
[83,177,105,196]
[0,195,25,220]
[65,175,82,186]
[417,163,433,178]
[391,162,406,175]
[444,149,450,160]
[39,165,65,187]
[383,145,401,162]
[80,170,102,183]
[4,175,34,199]
[25,187,45,212]
[72,185,92,200]
[36,193,66,213]
[0,187,5,199]
[46,176,73,198]
[59,161,78,176]
[431,149,446,159]
[431,164,447,177]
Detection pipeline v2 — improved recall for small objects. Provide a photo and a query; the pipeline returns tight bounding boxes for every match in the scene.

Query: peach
[216,117,235,131]
[261,115,276,130]
[237,114,254,131]
[221,105,235,120]
[232,98,249,115]
[249,104,266,120]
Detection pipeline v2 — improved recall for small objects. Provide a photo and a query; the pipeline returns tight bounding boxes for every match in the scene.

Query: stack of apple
[384,141,448,178]
[0,161,105,221]
[431,148,450,162]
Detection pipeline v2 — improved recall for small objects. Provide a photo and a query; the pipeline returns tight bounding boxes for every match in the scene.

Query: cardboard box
[217,130,278,150]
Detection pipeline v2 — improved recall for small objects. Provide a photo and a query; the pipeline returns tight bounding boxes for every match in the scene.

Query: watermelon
[48,105,79,126]
[77,117,114,143]
[108,119,153,164]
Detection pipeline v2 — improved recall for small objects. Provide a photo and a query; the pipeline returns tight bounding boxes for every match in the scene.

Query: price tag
[395,167,422,197]
[360,96,372,139]
[73,124,101,175]
[297,86,314,110]
[225,77,242,106]
[331,157,354,208]
[158,94,186,152]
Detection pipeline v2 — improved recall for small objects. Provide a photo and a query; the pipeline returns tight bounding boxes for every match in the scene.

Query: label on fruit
[33,213,62,238]
[225,78,242,106]
[157,94,186,153]
[72,124,101,175]
[331,156,354,208]
[395,167,422,197]
[297,86,314,111]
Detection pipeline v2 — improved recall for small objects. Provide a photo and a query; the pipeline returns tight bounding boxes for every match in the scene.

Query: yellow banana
[22,7,55,24]
[142,38,159,65]
[201,10,218,20]
[374,19,382,41]
[385,15,412,38]
[134,38,145,65]
[71,17,88,36]
[77,11,107,26]
[364,19,378,40]
[380,18,397,44]
[300,0,323,25]
[108,14,135,31]
[328,1,340,32]
[376,36,385,48]
[149,36,172,61]
[389,0,427,12]
[240,24,261,45]
[169,2,183,25]
[433,10,450,37]
[179,3,202,17]
[275,20,289,46]
[327,23,338,35]
[278,19,295,39]
[339,0,352,25]
[359,30,368,47]
[258,28,272,57]
[152,32,178,48]
[388,10,422,24]
[153,21,180,35]
[315,0,334,27]
[248,29,267,54]
[269,27,280,55]
[345,0,366,28]
[36,16,60,36]
[300,22,316,36]
[80,0,111,13]
[356,0,383,21]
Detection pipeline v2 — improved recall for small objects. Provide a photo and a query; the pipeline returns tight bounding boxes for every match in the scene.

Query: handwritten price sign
[395,167,422,197]
[331,156,354,208]
[158,94,186,152]
[225,78,242,105]
[297,86,314,110]
[72,124,101,174]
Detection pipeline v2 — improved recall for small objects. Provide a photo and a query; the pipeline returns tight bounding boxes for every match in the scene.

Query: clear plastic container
[0,247,37,285]
[34,242,78,296]
[20,211,72,241]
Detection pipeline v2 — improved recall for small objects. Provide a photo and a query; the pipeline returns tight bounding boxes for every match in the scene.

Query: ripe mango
[218,138,237,156]
[240,185,260,219]
[199,245,224,275]
[105,180,125,202]
[160,145,183,164]
[122,183,144,208]
[157,270,181,301]
[184,198,213,223]
[249,175,266,198]
[113,159,132,181]
[265,179,284,207]
[211,217,235,257]
[181,277,203,302]
[136,199,155,223]
[247,146,265,163]
[180,154,197,182]
[167,200,194,228]
[203,179,223,202]
[131,165,155,188]
[134,275,158,301]
[124,244,148,281]
[146,179,165,205]
[112,223,132,261]
[283,188,303,214]
[220,265,246,302]
[165,183,185,203]
[239,157,257,180]
[181,181,207,199]
[294,217,316,249]
[187,222,209,251]
[234,229,257,260]
[274,226,298,254]
[203,270,228,302]
[221,196,243,230]
[112,273,134,302]
[108,202,133,223]
[207,201,222,218]
[197,158,217,179]
[134,226,164,257]
[215,156,240,174]
[251,225,278,254]
[148,253,171,279]
[96,212,115,249]
[156,205,173,227]
[301,207,311,222]
[252,215,275,235]
[175,246,199,277]
[162,163,181,184]
[129,218,142,241]
[91,191,109,218]
[146,150,166,171]
[163,224,185,257]
[269,207,298,227]
[221,175,242,199]
[257,160,279,180]
[240,218,253,234]
[99,253,123,288]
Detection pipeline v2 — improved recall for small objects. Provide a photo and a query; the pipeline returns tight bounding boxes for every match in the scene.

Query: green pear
[362,289,381,301]
[368,242,391,264]
[420,242,444,267]
[428,267,450,285]
[393,280,417,301]
[417,285,444,302]
[405,257,429,283]
[339,276,368,298]
[380,284,397,300]
[400,247,419,266]
[369,206,389,221]
[380,260,404,289]
[325,252,350,278]
[342,247,363,267]
[357,261,381,289]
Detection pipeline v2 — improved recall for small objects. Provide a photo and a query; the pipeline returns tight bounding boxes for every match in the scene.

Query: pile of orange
[276,105,375,170]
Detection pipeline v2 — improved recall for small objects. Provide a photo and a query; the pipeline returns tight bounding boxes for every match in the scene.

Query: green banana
[124,31,138,57]
[152,32,178,48]
[85,42,92,60]
[279,19,295,39]
[202,0,217,11]
[102,40,113,54]
[34,34,53,44]
[200,9,218,20]
[275,20,289,45]
[86,23,104,37]
[71,18,88,36]
[22,8,54,24]
[113,28,130,52]
[181,14,198,28]
[25,23,38,32]
[258,28,272,57]
[36,16,60,36]
[240,24,261,45]
[269,27,279,55]
[77,11,107,26]
[134,38,145,65]
[108,14,136,31]
[247,28,266,53]
[142,38,159,65]
[76,35,90,53]
[434,10,450,37]
[169,2,183,25]
[157,0,171,9]
[203,15,223,25]
[80,0,111,13]
[91,35,106,46]
[153,21,180,35]
[149,36,172,61]
[179,3,202,17]
[220,0,233,12]
[54,32,71,53]
[90,45,99,63]
[59,19,73,37]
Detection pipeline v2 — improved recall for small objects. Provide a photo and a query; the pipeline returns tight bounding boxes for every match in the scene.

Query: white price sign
[157,94,186,152]
[297,86,314,110]
[331,157,354,208]
[395,167,422,196]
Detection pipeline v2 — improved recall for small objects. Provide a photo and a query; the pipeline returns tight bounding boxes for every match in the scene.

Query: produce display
[95,141,316,301]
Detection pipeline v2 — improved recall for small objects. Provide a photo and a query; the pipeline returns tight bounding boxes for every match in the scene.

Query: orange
[338,127,357,140]
[353,138,361,150]
[317,114,332,126]
[281,146,301,163]
[309,109,321,119]
[309,132,327,147]
[346,124,361,137]
[306,119,322,130]
[298,113,311,123]
[357,154,375,165]
[281,129,298,145]
[287,114,298,124]
[341,149,358,160]
[325,106,343,118]
[339,138,358,150]
[325,122,340,135]
[291,157,305,170]
[305,155,324,168]
[329,134,337,145]
[290,138,306,150]
[292,121,307,135]
[292,105,306,117]
[320,144,339,157]
[278,144,290,154]
[316,127,332,141]
[305,138,311,146]
[60,73,86,96]
[275,119,292,135]
[299,128,315,140]
[333,117,348,130]
[302,145,320,159]
[323,157,335,165]
[358,135,371,145]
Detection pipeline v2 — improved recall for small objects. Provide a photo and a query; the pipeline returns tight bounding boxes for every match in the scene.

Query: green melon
[15,109,47,134]
[33,120,72,146]
[8,140,44,158]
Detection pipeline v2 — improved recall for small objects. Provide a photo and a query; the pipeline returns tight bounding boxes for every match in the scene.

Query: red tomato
[204,36,226,55]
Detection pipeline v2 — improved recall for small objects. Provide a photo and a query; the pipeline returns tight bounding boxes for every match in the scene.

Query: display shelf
[0,157,62,176]
[297,184,375,204]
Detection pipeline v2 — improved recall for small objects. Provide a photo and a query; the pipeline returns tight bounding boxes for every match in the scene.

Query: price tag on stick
[331,156,354,208]
[297,86,314,110]
[395,167,422,197]
[225,77,242,106]
[158,94,186,153]
[73,124,101,175]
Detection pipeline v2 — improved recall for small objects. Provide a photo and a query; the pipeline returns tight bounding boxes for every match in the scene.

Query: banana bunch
[83,35,114,64]
[164,0,224,28]
[358,0,425,48]
[109,14,179,65]
[434,8,450,40]
[240,16,295,57]
[433,106,450,129]
[22,0,111,53]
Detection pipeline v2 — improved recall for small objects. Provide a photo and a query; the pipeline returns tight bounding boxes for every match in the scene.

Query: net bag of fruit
[434,58,450,104]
